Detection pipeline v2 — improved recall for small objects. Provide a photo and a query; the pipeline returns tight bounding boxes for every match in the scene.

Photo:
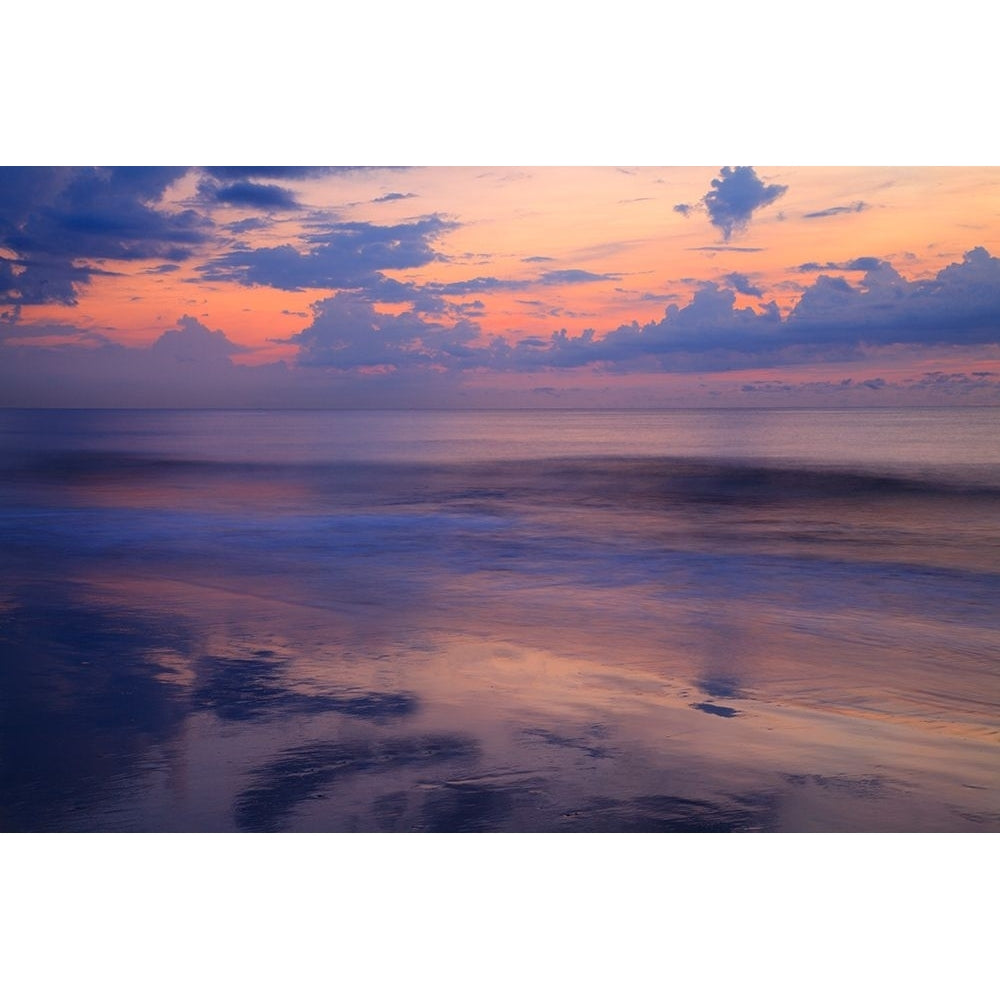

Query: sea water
[1,407,998,831]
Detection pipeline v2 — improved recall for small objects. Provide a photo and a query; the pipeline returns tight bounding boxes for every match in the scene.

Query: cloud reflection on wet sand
[2,410,998,832]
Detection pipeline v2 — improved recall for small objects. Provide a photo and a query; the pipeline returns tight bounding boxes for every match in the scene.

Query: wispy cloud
[688,246,765,253]
[803,201,870,219]
[798,256,884,272]
[538,269,620,284]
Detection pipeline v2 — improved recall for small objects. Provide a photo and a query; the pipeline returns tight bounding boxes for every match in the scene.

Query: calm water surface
[2,408,998,831]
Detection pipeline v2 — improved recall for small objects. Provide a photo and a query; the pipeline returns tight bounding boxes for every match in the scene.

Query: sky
[1,164,998,407]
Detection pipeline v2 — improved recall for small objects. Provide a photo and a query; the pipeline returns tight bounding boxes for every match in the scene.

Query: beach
[2,407,998,832]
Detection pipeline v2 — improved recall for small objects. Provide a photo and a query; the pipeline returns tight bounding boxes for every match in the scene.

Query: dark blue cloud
[225,216,271,234]
[0,167,210,306]
[0,255,97,307]
[205,181,300,210]
[673,203,693,216]
[10,168,204,260]
[199,215,457,291]
[355,274,449,313]
[848,256,884,271]
[702,166,788,241]
[724,272,763,296]
[491,247,1000,373]
[787,248,1000,346]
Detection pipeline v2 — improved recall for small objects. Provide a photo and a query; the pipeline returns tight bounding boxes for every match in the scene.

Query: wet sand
[2,409,998,831]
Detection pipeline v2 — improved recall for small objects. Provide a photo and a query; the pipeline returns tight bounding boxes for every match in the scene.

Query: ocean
[1,407,998,832]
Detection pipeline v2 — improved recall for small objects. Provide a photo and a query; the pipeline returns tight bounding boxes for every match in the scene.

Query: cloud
[423,268,621,298]
[0,316,294,407]
[803,201,869,219]
[688,246,765,253]
[738,372,1000,401]
[6,249,999,406]
[290,292,482,370]
[427,276,528,296]
[614,288,681,304]
[785,253,1000,344]
[723,272,763,297]
[0,167,211,306]
[373,192,417,202]
[355,274,449,313]
[203,180,301,210]
[673,203,693,217]
[705,167,787,240]
[0,320,115,347]
[0,311,480,408]
[150,315,250,363]
[774,249,1000,349]
[491,247,1000,373]
[694,167,788,241]
[539,269,620,284]
[0,254,99,307]
[798,256,883,273]
[198,215,457,291]
[225,216,272,234]
[911,370,1000,391]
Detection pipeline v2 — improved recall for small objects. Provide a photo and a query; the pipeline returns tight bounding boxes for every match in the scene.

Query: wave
[7,449,1000,499]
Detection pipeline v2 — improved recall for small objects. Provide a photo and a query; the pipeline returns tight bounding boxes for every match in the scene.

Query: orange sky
[2,166,999,406]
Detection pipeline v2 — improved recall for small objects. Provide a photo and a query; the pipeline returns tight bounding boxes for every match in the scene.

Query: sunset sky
[2,165,998,407]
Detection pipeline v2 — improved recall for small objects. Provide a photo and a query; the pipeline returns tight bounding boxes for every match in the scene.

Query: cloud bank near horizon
[2,248,998,407]
[1,166,998,406]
